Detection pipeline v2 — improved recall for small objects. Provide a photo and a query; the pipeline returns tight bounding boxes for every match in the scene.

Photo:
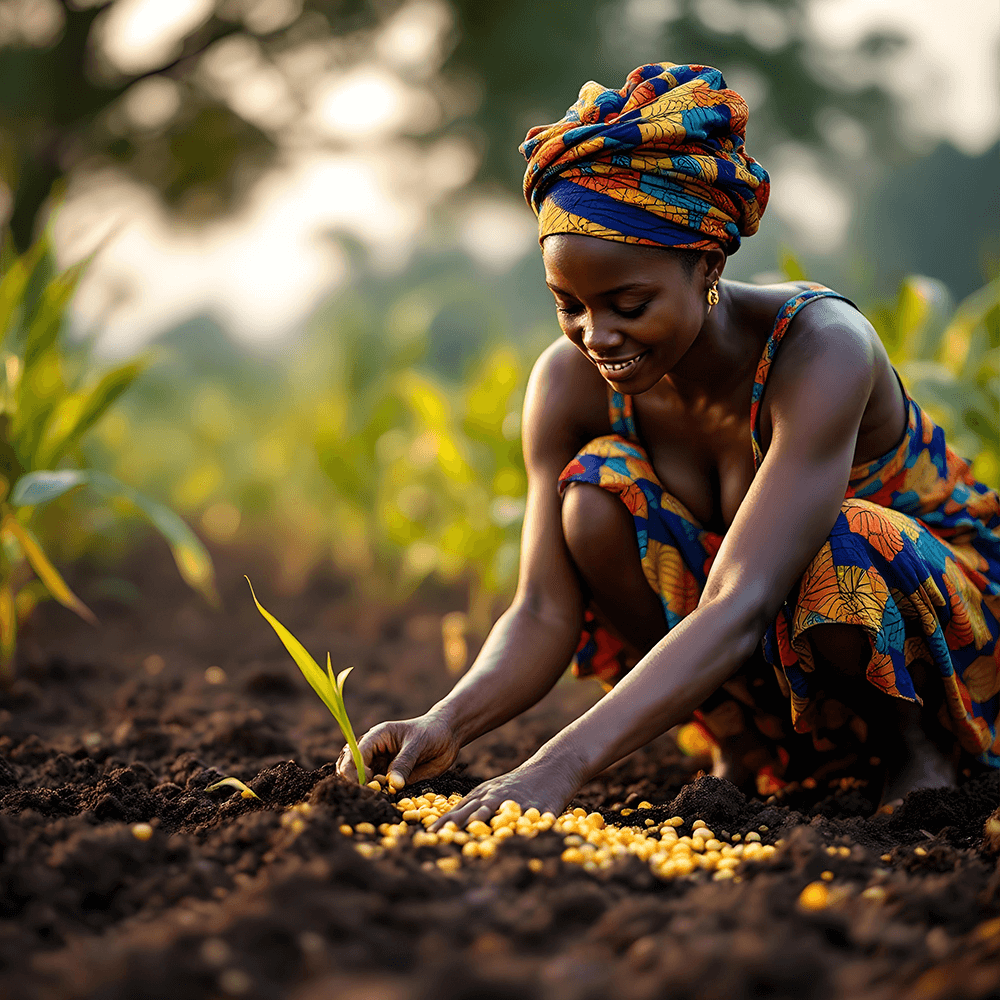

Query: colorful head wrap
[520,63,770,255]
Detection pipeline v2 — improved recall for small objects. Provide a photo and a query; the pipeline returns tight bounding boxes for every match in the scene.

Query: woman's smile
[592,349,650,380]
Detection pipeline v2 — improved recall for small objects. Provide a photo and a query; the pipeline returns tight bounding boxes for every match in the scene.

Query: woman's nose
[581,315,625,355]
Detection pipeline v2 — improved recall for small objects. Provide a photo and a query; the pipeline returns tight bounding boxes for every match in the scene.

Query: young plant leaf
[10,469,87,507]
[1,514,96,625]
[204,777,260,799]
[246,578,367,784]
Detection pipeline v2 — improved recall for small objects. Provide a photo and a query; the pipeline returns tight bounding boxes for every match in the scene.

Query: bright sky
[57,0,1000,355]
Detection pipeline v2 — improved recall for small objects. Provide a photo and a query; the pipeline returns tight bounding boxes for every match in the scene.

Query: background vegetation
[0,0,995,644]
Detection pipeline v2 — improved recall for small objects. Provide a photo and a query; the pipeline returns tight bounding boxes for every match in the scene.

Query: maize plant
[0,236,217,684]
[247,577,367,784]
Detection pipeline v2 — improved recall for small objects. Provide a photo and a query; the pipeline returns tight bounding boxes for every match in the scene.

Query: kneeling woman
[338,63,1000,821]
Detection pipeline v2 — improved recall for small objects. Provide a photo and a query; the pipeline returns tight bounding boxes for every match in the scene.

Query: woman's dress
[558,287,1000,785]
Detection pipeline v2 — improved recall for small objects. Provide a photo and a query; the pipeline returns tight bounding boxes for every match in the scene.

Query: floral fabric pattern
[559,287,1000,771]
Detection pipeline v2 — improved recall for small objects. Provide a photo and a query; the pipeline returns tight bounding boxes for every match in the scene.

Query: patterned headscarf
[520,63,770,254]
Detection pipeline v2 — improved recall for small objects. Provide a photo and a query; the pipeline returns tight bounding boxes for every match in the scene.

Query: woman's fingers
[338,723,400,781]
[429,790,498,832]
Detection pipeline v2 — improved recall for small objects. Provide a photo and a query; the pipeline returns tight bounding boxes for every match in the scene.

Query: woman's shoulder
[522,338,611,457]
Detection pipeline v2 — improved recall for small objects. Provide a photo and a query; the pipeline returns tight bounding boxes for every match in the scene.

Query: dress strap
[749,285,858,470]
[608,387,639,442]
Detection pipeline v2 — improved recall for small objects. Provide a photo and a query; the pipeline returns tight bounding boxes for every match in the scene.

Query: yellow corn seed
[366,780,382,792]
[820,870,834,881]
[713,868,735,881]
[914,847,927,856]
[436,857,461,874]
[479,839,498,859]
[381,836,398,849]
[692,820,706,830]
[881,853,892,862]
[705,839,722,852]
[561,847,584,864]
[758,825,769,832]
[402,810,420,822]
[669,817,684,827]
[494,827,514,840]
[462,841,480,858]
[745,831,761,842]
[798,882,830,910]
[437,829,454,844]
[131,823,154,841]
[638,801,653,809]
[524,807,541,822]
[837,846,851,858]
[452,831,469,845]
[338,824,353,836]
[861,886,887,902]
[467,820,491,838]
[825,846,838,856]
[528,858,543,873]
[355,822,375,836]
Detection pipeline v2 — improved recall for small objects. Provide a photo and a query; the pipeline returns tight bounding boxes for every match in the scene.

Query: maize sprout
[246,577,366,785]
[205,776,260,799]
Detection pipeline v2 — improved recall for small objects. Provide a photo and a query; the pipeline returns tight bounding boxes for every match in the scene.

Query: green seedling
[246,577,367,785]
[205,776,260,799]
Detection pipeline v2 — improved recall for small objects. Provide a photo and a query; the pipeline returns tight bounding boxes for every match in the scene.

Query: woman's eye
[615,302,649,319]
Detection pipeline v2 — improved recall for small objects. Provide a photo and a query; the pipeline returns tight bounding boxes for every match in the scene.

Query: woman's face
[542,234,722,393]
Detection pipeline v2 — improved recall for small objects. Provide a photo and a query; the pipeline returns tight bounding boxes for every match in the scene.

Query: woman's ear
[702,247,727,285]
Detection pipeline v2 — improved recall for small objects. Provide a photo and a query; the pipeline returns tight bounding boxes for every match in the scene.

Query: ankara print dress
[558,287,1000,784]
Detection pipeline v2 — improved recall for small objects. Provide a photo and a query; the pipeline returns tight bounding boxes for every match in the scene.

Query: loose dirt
[1,546,998,1000]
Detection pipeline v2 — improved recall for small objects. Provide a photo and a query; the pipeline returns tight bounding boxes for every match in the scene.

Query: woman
[337,63,1000,823]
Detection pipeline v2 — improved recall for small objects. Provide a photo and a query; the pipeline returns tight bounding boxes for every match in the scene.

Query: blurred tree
[0,0,917,250]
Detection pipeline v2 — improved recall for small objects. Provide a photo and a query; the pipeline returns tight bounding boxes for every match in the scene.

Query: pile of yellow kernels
[339,786,780,882]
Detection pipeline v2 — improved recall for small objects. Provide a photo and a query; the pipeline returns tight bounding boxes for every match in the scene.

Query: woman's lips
[595,350,648,379]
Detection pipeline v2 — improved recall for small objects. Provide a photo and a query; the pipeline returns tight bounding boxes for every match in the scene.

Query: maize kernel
[798,882,829,910]
[355,822,375,836]
[338,824,353,836]
[131,823,154,841]
[528,858,543,873]
[462,841,480,858]
[436,857,461,874]
[745,831,761,842]
[820,870,834,881]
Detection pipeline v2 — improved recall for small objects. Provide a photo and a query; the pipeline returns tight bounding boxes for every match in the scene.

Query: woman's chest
[630,389,756,533]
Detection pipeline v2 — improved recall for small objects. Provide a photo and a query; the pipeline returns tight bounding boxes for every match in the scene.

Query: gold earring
[706,282,720,311]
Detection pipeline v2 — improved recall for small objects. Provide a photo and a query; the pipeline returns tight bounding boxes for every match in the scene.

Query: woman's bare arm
[338,340,608,782]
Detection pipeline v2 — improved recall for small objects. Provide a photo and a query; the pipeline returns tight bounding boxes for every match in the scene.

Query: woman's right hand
[336,711,460,788]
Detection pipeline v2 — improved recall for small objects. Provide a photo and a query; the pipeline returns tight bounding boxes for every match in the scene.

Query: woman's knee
[809,623,871,676]
[561,481,635,564]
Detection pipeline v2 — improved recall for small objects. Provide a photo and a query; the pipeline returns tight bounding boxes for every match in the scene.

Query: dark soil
[2,545,999,1000]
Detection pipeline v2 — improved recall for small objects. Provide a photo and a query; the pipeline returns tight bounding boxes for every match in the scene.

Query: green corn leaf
[8,469,218,606]
[331,655,366,783]
[10,469,87,507]
[34,357,146,469]
[1,513,97,625]
[0,239,46,350]
[247,578,366,784]
[204,777,260,799]
[21,265,84,374]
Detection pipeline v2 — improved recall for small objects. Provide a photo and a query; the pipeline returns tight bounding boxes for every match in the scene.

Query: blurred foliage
[0,236,216,680]
[0,0,916,249]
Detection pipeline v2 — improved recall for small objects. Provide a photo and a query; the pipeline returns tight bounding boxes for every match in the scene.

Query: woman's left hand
[428,757,581,832]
